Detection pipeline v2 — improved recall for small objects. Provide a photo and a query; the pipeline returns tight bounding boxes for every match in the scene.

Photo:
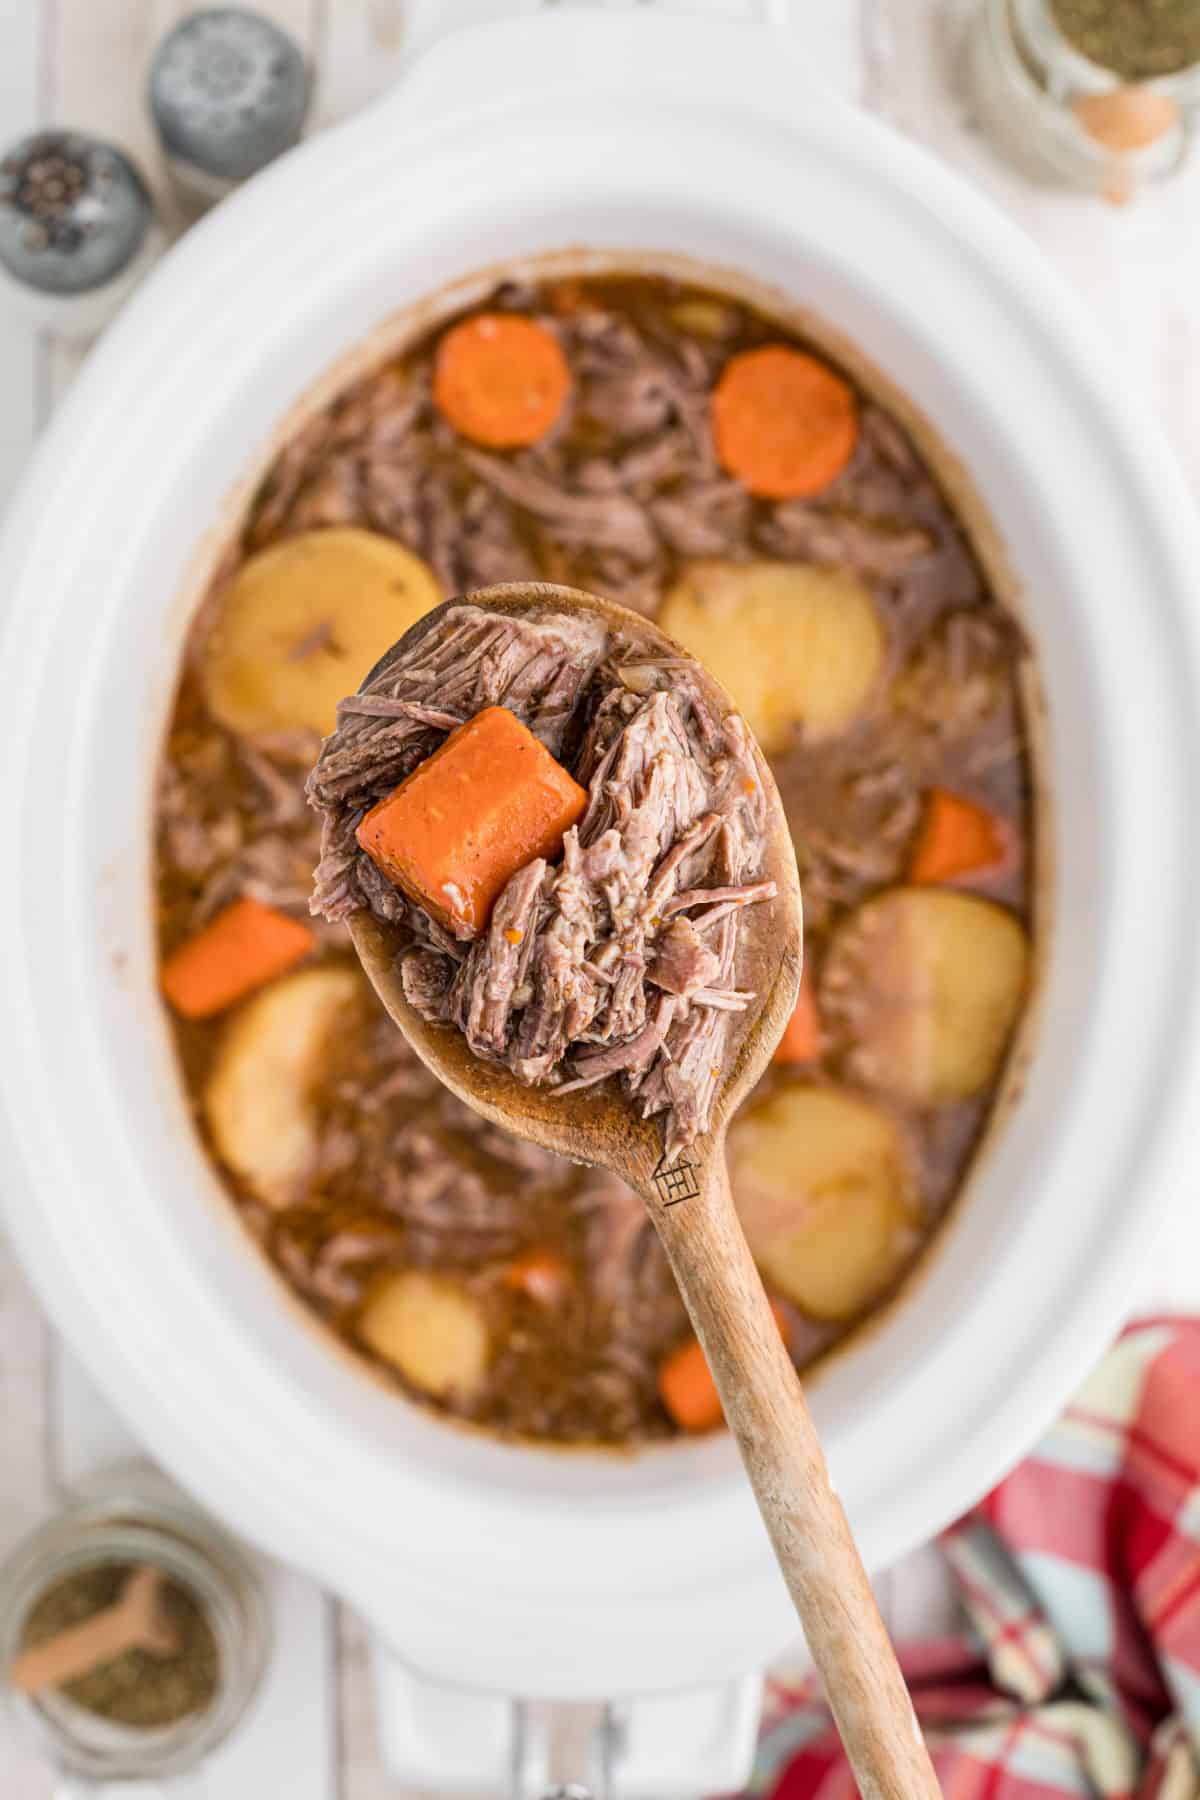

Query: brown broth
[155,274,1034,1443]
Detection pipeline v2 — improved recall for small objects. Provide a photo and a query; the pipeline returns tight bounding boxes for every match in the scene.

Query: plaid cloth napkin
[742,1319,1200,1799]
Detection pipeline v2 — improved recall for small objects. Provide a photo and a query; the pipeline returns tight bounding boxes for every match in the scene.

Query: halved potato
[731,1085,919,1321]
[203,527,441,737]
[660,560,884,752]
[204,964,363,1207]
[821,888,1029,1105]
[358,1271,489,1400]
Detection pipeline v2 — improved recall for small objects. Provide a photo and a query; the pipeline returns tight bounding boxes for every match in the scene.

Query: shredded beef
[461,449,660,564]
[309,603,776,1154]
[157,273,1035,1447]
[241,297,727,623]
[308,606,607,923]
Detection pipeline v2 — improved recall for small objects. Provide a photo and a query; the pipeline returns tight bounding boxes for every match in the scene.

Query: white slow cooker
[3,0,1200,1783]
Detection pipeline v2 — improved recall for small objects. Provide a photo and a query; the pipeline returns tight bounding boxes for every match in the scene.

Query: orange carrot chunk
[774,965,821,1065]
[161,897,315,1020]
[659,1303,789,1433]
[503,1250,570,1305]
[356,706,588,939]
[712,345,858,500]
[909,788,1007,886]
[433,313,571,448]
[659,1338,723,1433]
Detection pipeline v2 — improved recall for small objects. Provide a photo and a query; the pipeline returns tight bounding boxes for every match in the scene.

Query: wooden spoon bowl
[340,581,939,1800]
[347,580,803,1194]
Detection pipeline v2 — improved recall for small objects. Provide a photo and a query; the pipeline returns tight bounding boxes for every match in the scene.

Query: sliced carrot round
[433,313,571,449]
[712,345,858,500]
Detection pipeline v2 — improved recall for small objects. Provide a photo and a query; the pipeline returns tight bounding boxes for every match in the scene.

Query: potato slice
[731,1085,919,1321]
[667,297,739,339]
[660,560,883,751]
[204,964,362,1207]
[202,527,441,737]
[821,888,1029,1105]
[359,1271,489,1400]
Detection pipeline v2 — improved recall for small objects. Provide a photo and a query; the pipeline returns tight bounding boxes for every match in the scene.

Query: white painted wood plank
[0,1239,55,1800]
[0,0,51,1785]
[885,1543,967,1645]
[0,0,42,512]
[50,1350,152,1489]
[52,1343,338,1798]
[315,0,861,130]
[42,1,323,402]
[34,4,339,1788]
[1147,190,1200,489]
[51,0,329,195]
[52,1350,339,1800]
[313,0,409,128]
[48,0,170,205]
[0,1247,51,1535]
[181,1566,336,1800]
[1133,1195,1200,1317]
[340,1609,418,1800]
[44,0,172,403]
[780,0,863,103]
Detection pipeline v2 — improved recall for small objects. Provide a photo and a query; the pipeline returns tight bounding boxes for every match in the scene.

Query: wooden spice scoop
[10,1565,179,1696]
[344,583,942,1800]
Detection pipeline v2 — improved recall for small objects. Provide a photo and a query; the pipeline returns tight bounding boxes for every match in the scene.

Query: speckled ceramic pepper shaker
[0,131,162,336]
[148,7,312,214]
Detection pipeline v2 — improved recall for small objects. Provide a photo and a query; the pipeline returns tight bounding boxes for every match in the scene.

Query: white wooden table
[2,3,1199,1794]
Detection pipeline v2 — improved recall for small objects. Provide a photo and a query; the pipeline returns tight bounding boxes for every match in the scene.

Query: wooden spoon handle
[10,1603,146,1695]
[650,1152,941,1800]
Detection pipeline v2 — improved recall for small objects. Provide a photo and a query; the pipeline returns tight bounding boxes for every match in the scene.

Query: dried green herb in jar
[19,1562,219,1727]
[1050,0,1200,81]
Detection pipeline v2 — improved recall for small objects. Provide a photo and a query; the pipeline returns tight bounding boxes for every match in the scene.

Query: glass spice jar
[0,1463,269,1785]
[967,0,1200,199]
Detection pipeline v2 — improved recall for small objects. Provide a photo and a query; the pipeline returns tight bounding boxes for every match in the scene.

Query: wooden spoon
[342,582,940,1800]
[10,1565,178,1696]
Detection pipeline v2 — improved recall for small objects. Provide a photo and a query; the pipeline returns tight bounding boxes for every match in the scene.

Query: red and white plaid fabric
[741,1319,1200,1800]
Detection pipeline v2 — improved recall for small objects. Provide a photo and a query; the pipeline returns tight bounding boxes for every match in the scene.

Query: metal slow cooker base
[373,1652,763,1797]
